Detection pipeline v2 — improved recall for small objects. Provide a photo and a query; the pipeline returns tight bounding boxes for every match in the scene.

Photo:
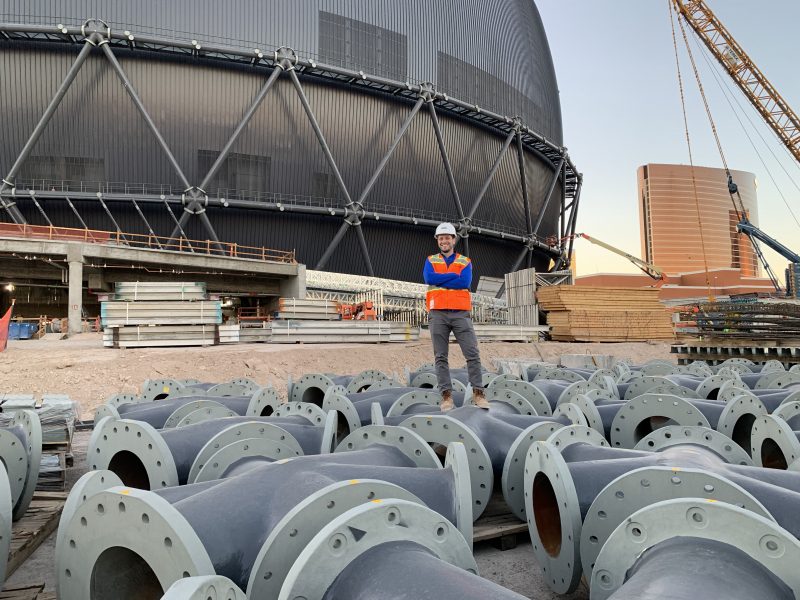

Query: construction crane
[671,0,800,294]
[574,233,667,286]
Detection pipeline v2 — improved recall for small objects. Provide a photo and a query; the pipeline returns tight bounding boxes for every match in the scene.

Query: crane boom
[672,0,800,165]
[576,233,666,283]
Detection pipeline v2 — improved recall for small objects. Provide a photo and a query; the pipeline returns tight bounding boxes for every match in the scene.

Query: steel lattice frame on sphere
[0,1,580,281]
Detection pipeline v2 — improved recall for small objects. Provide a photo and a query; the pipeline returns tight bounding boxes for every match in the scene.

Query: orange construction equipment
[339,301,378,320]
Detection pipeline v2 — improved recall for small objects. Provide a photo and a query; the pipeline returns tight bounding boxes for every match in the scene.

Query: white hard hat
[435,222,457,237]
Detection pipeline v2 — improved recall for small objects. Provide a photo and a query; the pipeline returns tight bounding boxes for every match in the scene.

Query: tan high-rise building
[638,163,759,276]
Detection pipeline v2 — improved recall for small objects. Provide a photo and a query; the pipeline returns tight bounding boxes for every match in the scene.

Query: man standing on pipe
[423,223,489,411]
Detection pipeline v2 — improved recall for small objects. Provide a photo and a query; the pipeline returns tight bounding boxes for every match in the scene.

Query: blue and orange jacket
[423,253,472,311]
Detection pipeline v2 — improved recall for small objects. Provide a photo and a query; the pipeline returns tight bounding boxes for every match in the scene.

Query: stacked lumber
[102,281,221,348]
[537,286,674,342]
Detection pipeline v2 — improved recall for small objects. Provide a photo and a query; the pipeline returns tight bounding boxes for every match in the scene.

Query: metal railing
[0,222,297,263]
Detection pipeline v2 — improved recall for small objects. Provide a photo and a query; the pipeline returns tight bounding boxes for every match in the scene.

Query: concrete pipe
[88,412,336,489]
[0,410,42,520]
[398,408,583,520]
[160,575,246,599]
[289,501,530,600]
[57,444,471,600]
[524,428,800,593]
[590,499,800,600]
[94,387,283,426]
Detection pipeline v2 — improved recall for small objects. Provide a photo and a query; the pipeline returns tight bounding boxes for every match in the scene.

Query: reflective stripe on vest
[425,253,472,311]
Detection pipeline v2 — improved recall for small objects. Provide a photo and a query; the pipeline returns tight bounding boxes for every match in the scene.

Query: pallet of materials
[112,281,208,301]
[671,341,800,367]
[537,286,674,342]
[273,298,341,320]
[677,300,800,340]
[387,323,421,342]
[101,300,221,326]
[269,320,397,343]
[103,325,219,348]
[468,324,548,342]
[219,323,240,344]
[238,325,271,343]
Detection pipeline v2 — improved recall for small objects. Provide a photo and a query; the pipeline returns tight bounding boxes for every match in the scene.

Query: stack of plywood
[537,286,674,342]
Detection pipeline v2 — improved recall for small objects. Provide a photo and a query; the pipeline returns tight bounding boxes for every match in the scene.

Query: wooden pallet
[472,492,529,550]
[7,492,68,578]
[0,583,54,599]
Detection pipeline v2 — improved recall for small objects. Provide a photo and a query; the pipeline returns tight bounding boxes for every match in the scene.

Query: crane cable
[667,1,714,299]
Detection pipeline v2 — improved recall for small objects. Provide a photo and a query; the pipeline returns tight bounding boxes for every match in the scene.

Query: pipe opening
[760,438,788,470]
[153,393,170,401]
[90,546,163,600]
[707,388,720,400]
[532,472,562,557]
[302,388,325,407]
[335,411,351,442]
[634,416,679,443]
[418,382,435,389]
[260,405,274,417]
[108,450,151,490]
[732,414,757,456]
[429,442,448,466]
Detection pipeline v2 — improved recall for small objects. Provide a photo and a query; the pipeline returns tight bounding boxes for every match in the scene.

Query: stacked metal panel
[102,282,221,348]
[269,320,419,344]
[273,298,341,320]
[504,268,539,326]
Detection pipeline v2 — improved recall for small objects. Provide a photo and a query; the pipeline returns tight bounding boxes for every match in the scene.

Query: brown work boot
[472,388,490,410]
[440,390,454,412]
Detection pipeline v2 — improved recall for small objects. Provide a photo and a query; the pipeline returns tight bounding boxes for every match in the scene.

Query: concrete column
[279,263,307,299]
[67,244,84,335]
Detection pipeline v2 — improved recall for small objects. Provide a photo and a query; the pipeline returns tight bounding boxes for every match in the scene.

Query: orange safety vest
[426,253,472,311]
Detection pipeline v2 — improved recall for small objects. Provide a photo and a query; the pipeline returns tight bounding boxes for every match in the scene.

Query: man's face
[437,234,456,254]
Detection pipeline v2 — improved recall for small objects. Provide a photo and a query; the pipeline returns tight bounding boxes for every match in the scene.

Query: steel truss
[0,19,582,275]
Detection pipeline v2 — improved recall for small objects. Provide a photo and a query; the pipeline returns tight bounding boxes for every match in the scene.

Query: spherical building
[0,1,578,283]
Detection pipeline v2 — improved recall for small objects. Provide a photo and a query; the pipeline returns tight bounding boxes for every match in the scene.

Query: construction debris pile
[538,285,674,342]
[101,282,221,348]
[0,353,783,598]
[678,299,800,340]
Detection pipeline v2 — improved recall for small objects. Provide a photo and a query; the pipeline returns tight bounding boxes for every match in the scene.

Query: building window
[19,156,105,184]
[198,151,271,196]
[319,11,407,81]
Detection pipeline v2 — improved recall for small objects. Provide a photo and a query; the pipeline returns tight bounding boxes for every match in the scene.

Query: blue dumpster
[7,323,21,340]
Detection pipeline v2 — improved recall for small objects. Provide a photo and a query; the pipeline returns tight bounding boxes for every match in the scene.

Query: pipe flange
[570,394,619,435]
[289,373,337,405]
[646,383,699,399]
[186,422,303,484]
[754,370,788,390]
[640,362,680,376]
[697,374,735,399]
[175,405,237,428]
[162,576,246,600]
[370,402,385,425]
[322,384,348,405]
[534,367,585,383]
[588,370,619,397]
[12,410,41,521]
[721,357,756,369]
[278,498,477,600]
[485,388,538,415]
[345,369,389,393]
[140,379,185,402]
[717,395,767,453]
[610,394,710,449]
[761,359,786,374]
[246,387,282,417]
[409,371,439,388]
[762,371,800,390]
[552,403,589,427]
[162,400,230,429]
[780,391,800,406]
[204,382,250,397]
[590,498,800,600]
[613,362,632,381]
[105,393,140,408]
[751,415,800,468]
[248,479,425,599]
[718,385,757,403]
[686,361,714,377]
[273,401,327,425]
[581,467,773,578]
[623,376,672,400]
[0,428,32,510]
[556,380,600,406]
[791,364,800,373]
[193,438,300,482]
[501,422,565,520]
[717,363,750,377]
[635,426,752,465]
[524,440,583,593]
[335,425,440,468]
[57,487,215,600]
[386,390,442,417]
[487,379,551,416]
[486,373,523,389]
[94,404,121,422]
[400,415,493,519]
[774,401,800,424]
[0,462,11,584]
[365,378,403,392]
[55,469,123,588]
[322,393,362,434]
[88,416,178,489]
[546,425,608,452]
[225,378,261,394]
[584,388,617,402]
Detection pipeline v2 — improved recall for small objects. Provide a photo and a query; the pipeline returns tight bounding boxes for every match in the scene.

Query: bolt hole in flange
[107,451,150,490]
[761,438,789,470]
[533,472,562,557]
[90,546,163,600]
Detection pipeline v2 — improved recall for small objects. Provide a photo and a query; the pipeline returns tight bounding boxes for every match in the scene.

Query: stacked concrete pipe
[524,424,800,594]
[56,441,481,600]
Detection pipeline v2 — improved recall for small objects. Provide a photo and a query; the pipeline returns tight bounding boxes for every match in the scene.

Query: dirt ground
[0,333,674,418]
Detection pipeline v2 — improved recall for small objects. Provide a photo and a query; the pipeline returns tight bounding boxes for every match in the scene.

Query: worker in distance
[423,222,490,411]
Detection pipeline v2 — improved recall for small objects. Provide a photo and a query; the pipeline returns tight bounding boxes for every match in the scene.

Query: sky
[536,0,800,277]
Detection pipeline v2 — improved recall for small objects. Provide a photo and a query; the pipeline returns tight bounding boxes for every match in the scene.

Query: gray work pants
[429,309,483,392]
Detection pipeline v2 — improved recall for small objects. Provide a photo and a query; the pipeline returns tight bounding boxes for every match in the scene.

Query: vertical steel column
[559,162,567,242]
[516,133,533,269]
[467,130,516,220]
[532,157,565,235]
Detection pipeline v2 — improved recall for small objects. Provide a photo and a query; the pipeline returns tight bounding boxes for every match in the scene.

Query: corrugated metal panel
[0,0,564,281]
